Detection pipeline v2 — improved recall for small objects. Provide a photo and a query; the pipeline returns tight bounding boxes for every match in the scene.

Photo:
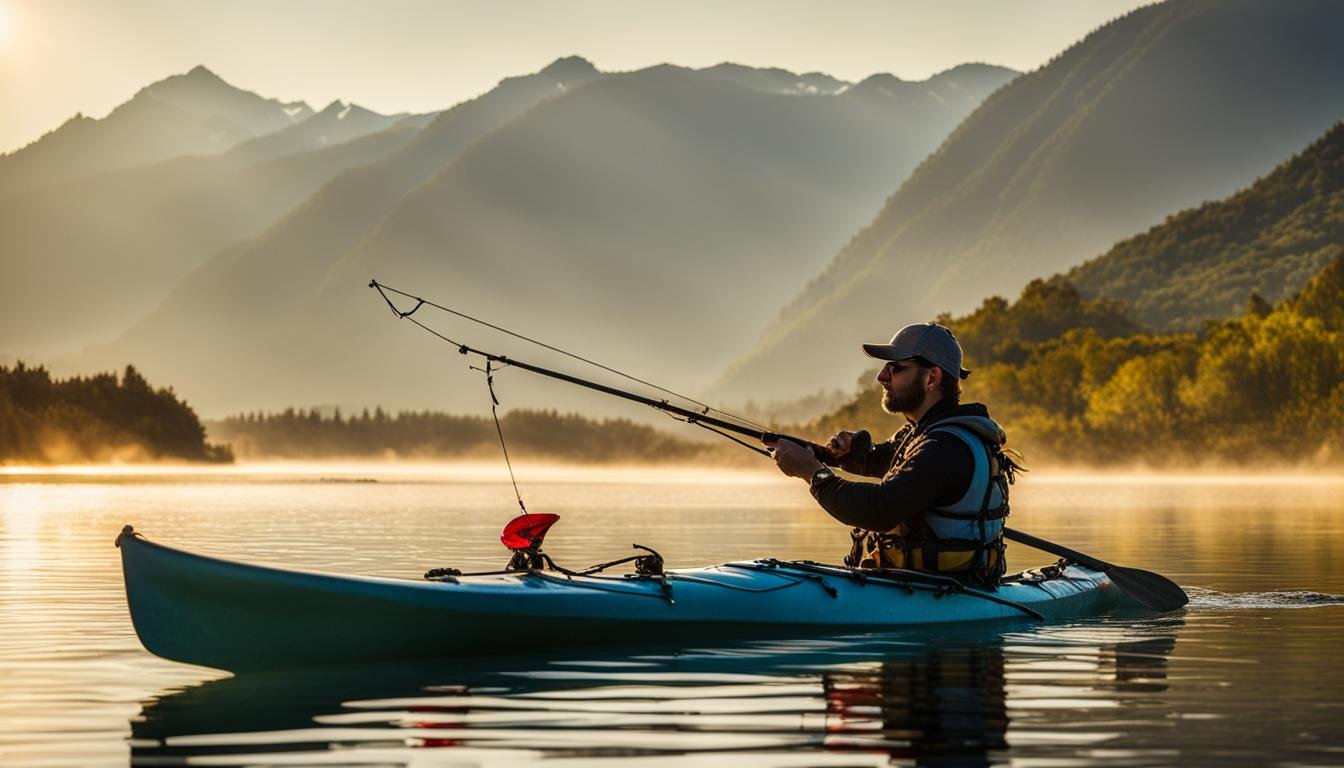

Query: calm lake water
[2,464,1343,767]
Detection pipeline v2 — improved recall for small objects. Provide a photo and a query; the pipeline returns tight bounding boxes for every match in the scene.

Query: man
[767,323,1017,585]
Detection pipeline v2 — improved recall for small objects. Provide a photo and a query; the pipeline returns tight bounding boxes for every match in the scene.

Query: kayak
[116,526,1140,672]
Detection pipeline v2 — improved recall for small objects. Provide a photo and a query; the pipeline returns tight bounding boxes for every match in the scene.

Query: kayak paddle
[1004,527,1188,611]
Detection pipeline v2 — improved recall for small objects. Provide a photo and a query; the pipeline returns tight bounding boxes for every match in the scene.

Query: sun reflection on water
[0,484,44,577]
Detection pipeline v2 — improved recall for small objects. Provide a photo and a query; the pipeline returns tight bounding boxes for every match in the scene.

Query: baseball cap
[861,323,970,380]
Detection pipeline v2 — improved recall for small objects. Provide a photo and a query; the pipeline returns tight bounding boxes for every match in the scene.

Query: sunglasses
[883,357,933,375]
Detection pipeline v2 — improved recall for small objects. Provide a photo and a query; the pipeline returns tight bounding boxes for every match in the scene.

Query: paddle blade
[1004,527,1187,612]
[501,513,560,551]
[1106,564,1189,612]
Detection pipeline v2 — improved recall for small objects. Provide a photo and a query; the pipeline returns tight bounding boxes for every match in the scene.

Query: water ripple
[1186,587,1344,610]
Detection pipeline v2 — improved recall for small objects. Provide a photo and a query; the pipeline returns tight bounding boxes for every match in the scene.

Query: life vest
[849,415,1013,586]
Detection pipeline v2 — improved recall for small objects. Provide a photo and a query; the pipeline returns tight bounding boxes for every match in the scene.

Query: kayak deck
[117,527,1134,672]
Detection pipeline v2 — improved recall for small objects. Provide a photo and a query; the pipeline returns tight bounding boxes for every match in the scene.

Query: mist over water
[2,466,1342,766]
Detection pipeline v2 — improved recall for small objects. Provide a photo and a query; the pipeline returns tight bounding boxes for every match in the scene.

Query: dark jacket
[810,399,998,532]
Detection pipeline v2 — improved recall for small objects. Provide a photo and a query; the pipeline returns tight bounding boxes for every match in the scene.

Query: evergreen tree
[0,363,230,464]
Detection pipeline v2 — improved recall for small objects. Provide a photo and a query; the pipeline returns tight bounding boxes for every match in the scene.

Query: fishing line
[370,279,766,431]
[477,359,528,517]
[370,285,533,515]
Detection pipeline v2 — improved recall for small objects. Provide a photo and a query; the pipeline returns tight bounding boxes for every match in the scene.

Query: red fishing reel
[500,513,559,571]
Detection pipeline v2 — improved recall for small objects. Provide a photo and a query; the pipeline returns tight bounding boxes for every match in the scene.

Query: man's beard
[882,375,926,414]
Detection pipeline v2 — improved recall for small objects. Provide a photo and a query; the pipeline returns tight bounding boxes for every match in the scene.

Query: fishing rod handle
[762,429,872,464]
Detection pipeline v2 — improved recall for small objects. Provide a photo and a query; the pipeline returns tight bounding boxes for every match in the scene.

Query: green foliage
[1285,253,1344,330]
[796,258,1344,467]
[0,363,232,464]
[1071,122,1344,330]
[936,277,1140,366]
[209,408,706,463]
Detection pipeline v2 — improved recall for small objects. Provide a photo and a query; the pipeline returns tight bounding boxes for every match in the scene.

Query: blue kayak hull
[118,528,1134,671]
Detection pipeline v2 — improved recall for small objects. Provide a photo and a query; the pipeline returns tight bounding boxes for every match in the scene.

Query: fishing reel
[497,514,666,577]
[501,513,560,571]
[631,544,665,576]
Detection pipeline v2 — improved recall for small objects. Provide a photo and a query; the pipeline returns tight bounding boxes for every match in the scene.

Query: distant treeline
[208,407,707,463]
[800,256,1344,467]
[0,363,232,464]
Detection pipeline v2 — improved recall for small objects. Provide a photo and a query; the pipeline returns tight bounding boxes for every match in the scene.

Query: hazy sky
[0,0,1154,155]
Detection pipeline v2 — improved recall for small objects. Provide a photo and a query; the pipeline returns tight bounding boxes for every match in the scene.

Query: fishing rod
[368,279,826,456]
[460,350,788,443]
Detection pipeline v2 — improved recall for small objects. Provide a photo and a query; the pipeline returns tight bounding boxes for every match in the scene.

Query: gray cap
[862,323,970,380]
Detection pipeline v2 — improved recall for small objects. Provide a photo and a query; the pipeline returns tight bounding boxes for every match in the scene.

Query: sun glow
[0,4,10,46]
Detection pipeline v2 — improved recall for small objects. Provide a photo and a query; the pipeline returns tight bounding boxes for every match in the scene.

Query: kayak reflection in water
[767,323,1023,587]
[128,626,1180,765]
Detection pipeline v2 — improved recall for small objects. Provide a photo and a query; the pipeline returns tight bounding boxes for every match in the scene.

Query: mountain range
[0,65,313,198]
[225,100,428,164]
[0,67,436,356]
[62,57,1016,415]
[711,0,1344,403]
[11,0,1341,424]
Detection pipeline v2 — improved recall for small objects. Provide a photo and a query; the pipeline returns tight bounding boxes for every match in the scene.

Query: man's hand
[767,438,825,480]
[826,431,859,459]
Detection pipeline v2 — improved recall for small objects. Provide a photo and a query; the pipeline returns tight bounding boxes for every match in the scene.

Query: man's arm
[834,436,898,478]
[810,433,972,531]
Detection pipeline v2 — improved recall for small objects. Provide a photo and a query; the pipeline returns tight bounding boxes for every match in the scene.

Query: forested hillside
[1069,122,1344,330]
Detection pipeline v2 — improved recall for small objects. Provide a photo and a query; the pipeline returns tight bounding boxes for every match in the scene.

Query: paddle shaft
[1003,527,1110,571]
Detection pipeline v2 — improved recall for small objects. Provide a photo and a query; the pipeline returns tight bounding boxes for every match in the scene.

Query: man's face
[877,359,928,414]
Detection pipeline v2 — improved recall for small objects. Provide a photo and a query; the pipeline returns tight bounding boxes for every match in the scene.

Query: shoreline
[4,460,1344,485]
